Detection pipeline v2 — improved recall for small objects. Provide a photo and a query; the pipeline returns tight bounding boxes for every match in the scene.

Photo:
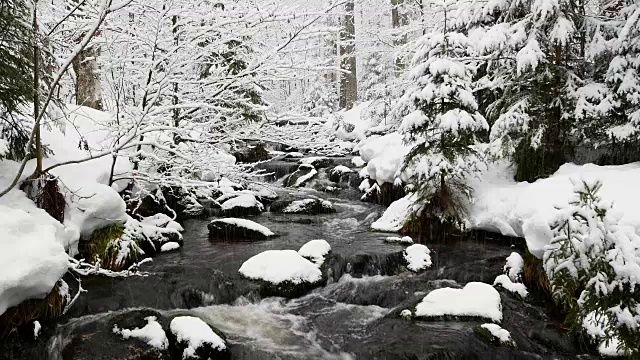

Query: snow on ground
[239,250,322,285]
[298,239,331,265]
[113,316,168,350]
[160,242,181,252]
[504,252,524,281]
[221,194,264,212]
[333,102,374,142]
[415,282,502,322]
[371,193,420,232]
[213,218,274,237]
[480,323,514,345]
[493,275,528,298]
[469,161,640,257]
[170,316,226,357]
[385,236,414,244]
[403,244,432,272]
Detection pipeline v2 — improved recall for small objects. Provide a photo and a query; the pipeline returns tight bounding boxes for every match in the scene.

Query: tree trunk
[339,0,357,110]
[33,2,42,176]
[391,0,408,74]
[72,46,103,110]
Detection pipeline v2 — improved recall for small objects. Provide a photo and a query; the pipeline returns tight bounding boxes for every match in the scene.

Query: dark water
[3,159,595,359]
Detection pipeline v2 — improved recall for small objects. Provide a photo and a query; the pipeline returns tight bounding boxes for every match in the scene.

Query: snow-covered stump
[219,194,264,217]
[208,218,275,241]
[238,250,324,298]
[284,164,318,187]
[414,282,503,323]
[269,198,336,215]
[169,316,230,360]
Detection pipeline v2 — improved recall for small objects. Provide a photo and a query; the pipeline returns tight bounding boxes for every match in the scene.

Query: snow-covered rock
[403,244,432,272]
[385,236,414,244]
[160,242,181,252]
[415,282,502,322]
[493,274,528,298]
[0,205,69,317]
[169,316,228,359]
[504,252,524,282]
[220,194,264,217]
[298,239,331,265]
[239,250,323,297]
[208,218,275,241]
[285,164,318,187]
[371,193,420,232]
[351,156,366,167]
[270,198,335,215]
[113,316,168,350]
[299,156,333,169]
[477,323,515,346]
[141,213,184,232]
[356,132,412,184]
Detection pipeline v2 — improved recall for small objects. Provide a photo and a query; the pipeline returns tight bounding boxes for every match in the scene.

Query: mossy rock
[79,223,142,271]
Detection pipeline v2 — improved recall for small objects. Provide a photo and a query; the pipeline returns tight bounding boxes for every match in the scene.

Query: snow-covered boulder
[474,323,515,347]
[238,250,324,297]
[503,252,524,282]
[270,198,335,215]
[385,236,414,244]
[415,282,502,322]
[113,316,168,350]
[208,218,275,241]
[299,156,333,169]
[403,244,432,272]
[220,194,264,217]
[298,240,331,265]
[0,206,69,317]
[371,193,420,232]
[493,275,528,298]
[284,164,318,187]
[329,165,354,182]
[169,316,229,360]
[356,132,412,185]
[351,156,366,168]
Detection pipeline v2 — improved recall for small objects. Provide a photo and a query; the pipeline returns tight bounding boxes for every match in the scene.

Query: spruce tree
[399,2,488,229]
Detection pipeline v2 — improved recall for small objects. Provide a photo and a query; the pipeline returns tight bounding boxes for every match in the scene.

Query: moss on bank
[0,284,66,339]
[79,223,142,271]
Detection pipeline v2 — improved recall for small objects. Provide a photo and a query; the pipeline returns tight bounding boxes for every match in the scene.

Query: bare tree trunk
[339,0,357,110]
[72,46,103,110]
[391,0,408,74]
[33,1,42,176]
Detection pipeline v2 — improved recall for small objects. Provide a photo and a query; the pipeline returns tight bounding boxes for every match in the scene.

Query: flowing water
[1,158,595,360]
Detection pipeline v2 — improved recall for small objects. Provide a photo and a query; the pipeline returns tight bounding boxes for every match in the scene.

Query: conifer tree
[399,0,488,228]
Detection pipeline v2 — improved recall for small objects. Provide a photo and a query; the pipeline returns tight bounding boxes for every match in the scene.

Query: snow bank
[371,193,420,232]
[480,323,514,345]
[404,244,432,272]
[239,250,322,285]
[113,316,168,350]
[469,161,640,257]
[298,239,331,265]
[334,102,374,141]
[0,206,69,316]
[415,282,502,322]
[170,316,226,358]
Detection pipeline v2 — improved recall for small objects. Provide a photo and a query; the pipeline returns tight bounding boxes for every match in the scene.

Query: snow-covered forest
[1,0,640,358]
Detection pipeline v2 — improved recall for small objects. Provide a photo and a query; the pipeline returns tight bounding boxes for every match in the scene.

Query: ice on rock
[415,282,503,322]
[404,244,432,272]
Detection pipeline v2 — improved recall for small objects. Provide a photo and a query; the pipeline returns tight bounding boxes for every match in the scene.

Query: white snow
[0,205,69,316]
[160,242,181,252]
[469,161,640,258]
[403,244,432,272]
[415,282,503,322]
[385,236,414,244]
[356,133,412,184]
[298,239,331,265]
[294,167,318,187]
[504,252,524,282]
[170,316,226,358]
[331,165,353,175]
[239,250,323,284]
[480,323,514,345]
[113,316,168,350]
[282,199,333,213]
[493,274,529,298]
[298,156,328,165]
[221,194,264,212]
[141,213,184,232]
[371,193,420,232]
[333,102,374,141]
[351,156,366,167]
[583,312,624,357]
[33,321,41,339]
[210,218,274,236]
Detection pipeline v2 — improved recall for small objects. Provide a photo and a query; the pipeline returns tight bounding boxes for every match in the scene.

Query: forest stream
[2,157,596,360]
